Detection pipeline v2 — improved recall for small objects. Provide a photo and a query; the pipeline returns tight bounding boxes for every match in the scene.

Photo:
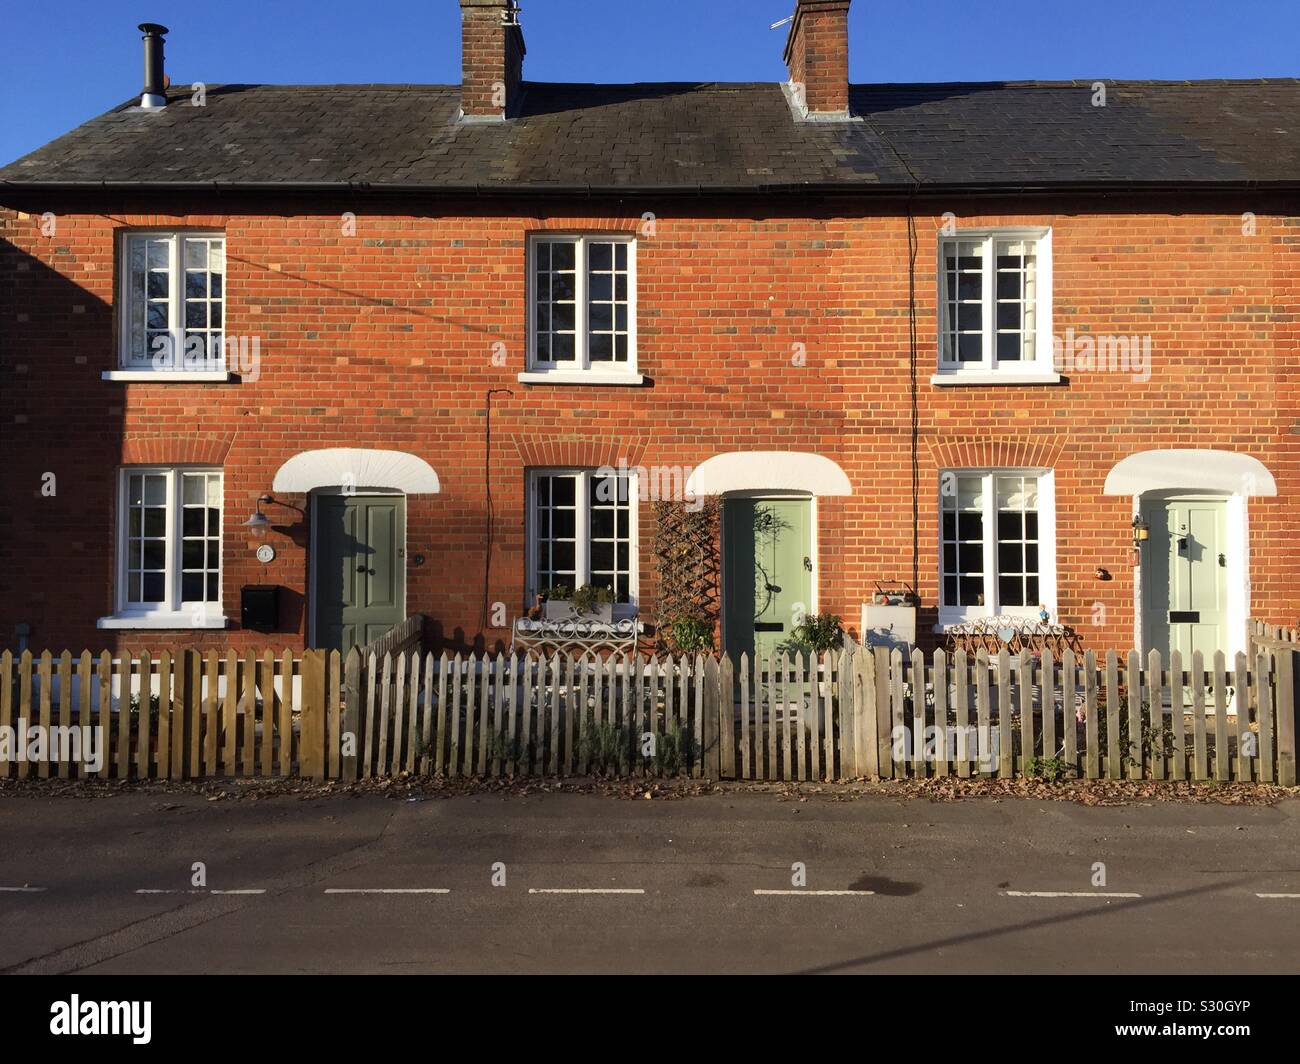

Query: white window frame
[110,230,231,381]
[938,468,1056,627]
[522,234,640,384]
[525,467,640,618]
[100,466,227,629]
[933,228,1057,385]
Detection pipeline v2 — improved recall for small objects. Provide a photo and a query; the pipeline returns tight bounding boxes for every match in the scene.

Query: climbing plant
[652,497,721,654]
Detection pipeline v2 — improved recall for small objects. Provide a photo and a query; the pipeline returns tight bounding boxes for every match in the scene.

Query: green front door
[723,498,813,662]
[313,494,406,654]
[1142,498,1228,660]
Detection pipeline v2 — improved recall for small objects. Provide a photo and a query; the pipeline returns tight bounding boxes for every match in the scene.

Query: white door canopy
[686,451,852,497]
[272,448,441,494]
[1103,449,1275,497]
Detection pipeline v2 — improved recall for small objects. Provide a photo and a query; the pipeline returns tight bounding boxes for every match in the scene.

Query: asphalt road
[1,790,1298,974]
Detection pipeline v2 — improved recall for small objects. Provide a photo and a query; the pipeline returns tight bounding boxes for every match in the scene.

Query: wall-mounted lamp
[242,493,306,540]
[242,495,274,539]
[1131,514,1150,549]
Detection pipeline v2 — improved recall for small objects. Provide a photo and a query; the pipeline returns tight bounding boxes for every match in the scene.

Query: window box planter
[543,599,614,623]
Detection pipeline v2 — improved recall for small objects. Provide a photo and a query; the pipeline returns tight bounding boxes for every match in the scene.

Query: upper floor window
[936,229,1053,381]
[525,235,638,382]
[118,232,225,373]
[939,469,1056,624]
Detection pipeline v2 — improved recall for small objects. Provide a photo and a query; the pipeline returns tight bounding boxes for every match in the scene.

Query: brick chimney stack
[459,0,526,120]
[782,0,852,119]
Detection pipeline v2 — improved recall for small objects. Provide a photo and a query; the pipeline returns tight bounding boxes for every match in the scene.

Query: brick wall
[1,193,1295,655]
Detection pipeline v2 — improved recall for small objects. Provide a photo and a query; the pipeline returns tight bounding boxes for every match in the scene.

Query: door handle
[803,556,813,572]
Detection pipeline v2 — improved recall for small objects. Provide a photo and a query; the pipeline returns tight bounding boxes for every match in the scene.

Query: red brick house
[1,0,1297,665]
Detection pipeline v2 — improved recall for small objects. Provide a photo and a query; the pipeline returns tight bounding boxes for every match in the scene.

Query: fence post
[182,648,202,781]
[0,651,12,781]
[872,647,890,779]
[301,650,327,780]
[703,655,721,779]
[717,653,735,779]
[854,647,874,778]
[837,646,856,779]
[1278,648,1298,787]
[343,648,361,780]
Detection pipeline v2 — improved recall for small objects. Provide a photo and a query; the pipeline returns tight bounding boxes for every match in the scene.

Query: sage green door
[723,498,813,662]
[1142,498,1228,660]
[313,494,405,655]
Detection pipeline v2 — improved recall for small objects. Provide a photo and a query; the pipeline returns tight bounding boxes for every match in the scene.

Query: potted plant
[541,583,615,623]
[781,612,844,702]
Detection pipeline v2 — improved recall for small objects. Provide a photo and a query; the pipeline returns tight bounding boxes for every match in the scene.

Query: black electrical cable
[907,192,920,600]
[481,388,512,635]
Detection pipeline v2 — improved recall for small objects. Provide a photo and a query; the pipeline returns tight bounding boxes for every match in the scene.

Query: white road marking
[528,888,645,895]
[0,886,47,893]
[1003,890,1141,898]
[753,889,876,896]
[135,889,266,895]
[324,888,451,895]
[1255,892,1300,899]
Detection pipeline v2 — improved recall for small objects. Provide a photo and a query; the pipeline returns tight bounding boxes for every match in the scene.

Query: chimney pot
[782,1,852,119]
[139,22,169,109]
[459,0,526,121]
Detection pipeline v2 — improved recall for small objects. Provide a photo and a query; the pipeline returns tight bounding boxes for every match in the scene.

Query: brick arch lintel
[120,434,236,466]
[525,217,645,234]
[923,433,1067,471]
[509,433,652,470]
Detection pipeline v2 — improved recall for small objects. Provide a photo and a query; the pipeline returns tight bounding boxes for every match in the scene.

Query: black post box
[241,585,280,632]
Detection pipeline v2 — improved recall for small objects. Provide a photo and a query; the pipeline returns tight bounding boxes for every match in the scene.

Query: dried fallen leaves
[0,773,1293,806]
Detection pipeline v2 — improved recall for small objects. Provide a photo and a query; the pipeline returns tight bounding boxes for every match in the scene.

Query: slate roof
[2,79,1299,193]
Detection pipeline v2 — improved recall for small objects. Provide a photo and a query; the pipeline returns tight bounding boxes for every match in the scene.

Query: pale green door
[1142,498,1228,660]
[313,494,406,654]
[723,498,813,662]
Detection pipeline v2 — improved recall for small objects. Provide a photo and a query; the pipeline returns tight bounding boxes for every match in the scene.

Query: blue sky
[2,0,1297,165]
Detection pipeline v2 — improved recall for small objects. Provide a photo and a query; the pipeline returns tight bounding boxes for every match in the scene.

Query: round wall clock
[256,543,276,564]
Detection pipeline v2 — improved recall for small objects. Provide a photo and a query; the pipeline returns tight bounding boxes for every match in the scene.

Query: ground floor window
[115,467,223,619]
[527,468,637,612]
[940,469,1055,623]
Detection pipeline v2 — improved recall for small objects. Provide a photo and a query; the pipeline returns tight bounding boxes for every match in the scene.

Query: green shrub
[1025,755,1068,782]
[649,722,701,776]
[579,720,631,773]
[664,615,713,655]
[786,613,844,656]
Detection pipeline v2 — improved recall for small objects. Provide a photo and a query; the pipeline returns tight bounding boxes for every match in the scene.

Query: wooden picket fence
[3,641,1297,787]
[341,645,1296,785]
[0,648,340,781]
[341,650,722,781]
[1251,619,1299,646]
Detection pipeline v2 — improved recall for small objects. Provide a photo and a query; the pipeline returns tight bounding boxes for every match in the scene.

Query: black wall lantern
[1131,514,1150,549]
